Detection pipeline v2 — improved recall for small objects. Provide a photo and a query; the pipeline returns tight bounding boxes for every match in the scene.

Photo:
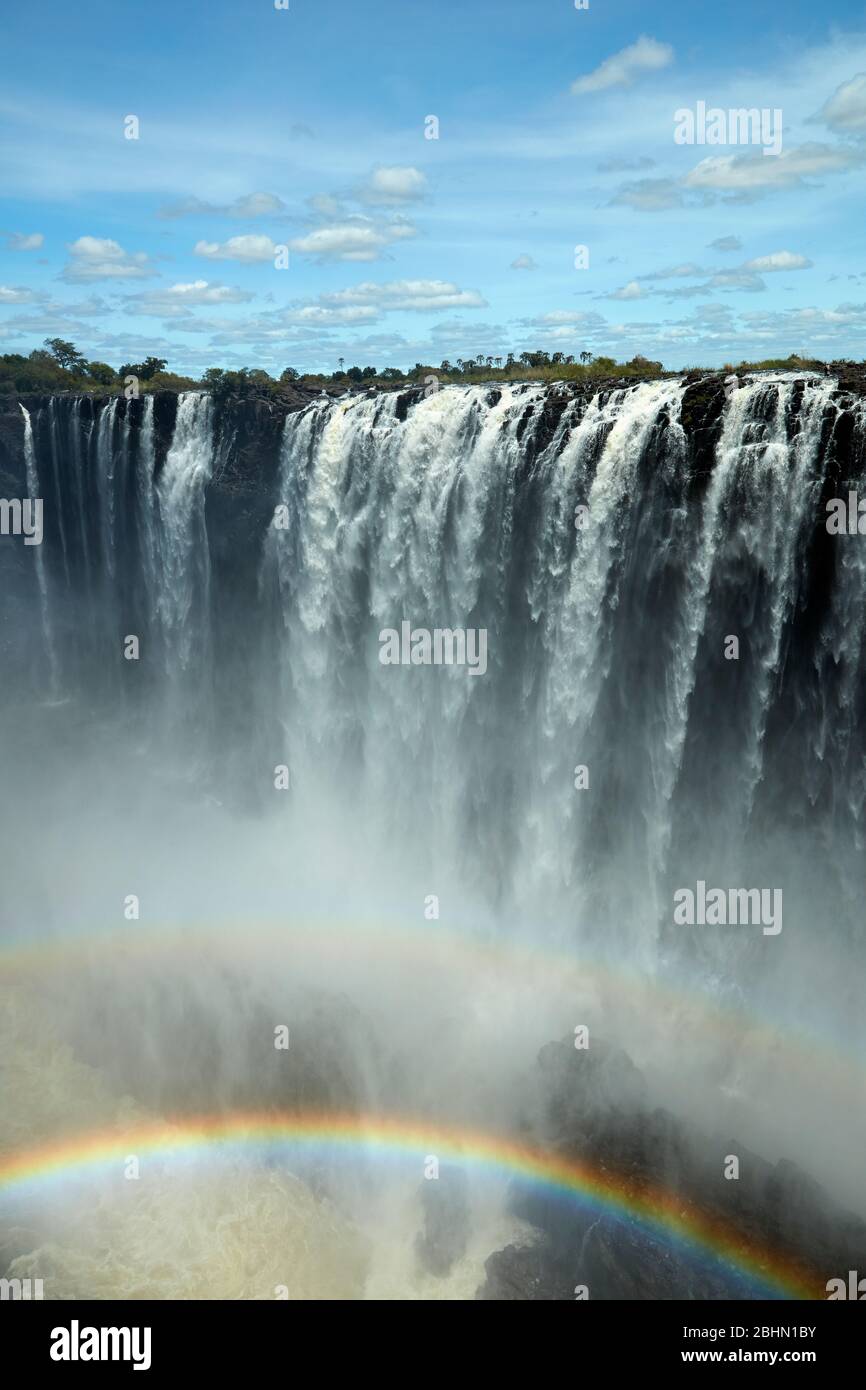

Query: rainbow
[1,917,861,1094]
[0,1109,824,1299]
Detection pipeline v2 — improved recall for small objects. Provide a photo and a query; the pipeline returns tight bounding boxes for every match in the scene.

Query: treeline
[0,340,199,394]
[0,340,672,396]
[3,338,833,398]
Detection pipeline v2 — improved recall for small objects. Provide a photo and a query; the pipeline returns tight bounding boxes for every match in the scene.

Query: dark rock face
[680,376,726,485]
[415,1166,470,1277]
[478,1243,577,1301]
[475,1038,866,1300]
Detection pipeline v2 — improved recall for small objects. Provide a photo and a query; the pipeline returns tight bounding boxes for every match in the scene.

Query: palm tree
[494,357,503,369]
[579,351,593,365]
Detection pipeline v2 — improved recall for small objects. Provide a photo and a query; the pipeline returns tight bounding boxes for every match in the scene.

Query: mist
[2,375,865,1300]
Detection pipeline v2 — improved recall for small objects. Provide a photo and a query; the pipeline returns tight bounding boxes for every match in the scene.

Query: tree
[280,367,300,383]
[44,337,87,372]
[141,356,167,379]
[494,357,503,368]
[379,367,403,381]
[86,361,117,385]
[627,354,663,374]
[439,360,453,374]
[338,357,345,373]
[119,356,167,381]
[579,351,593,365]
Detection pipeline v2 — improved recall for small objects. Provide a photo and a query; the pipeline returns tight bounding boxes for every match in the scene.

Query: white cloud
[155,278,486,344]
[124,281,255,317]
[743,251,813,272]
[571,36,673,95]
[708,270,766,292]
[60,236,155,282]
[1,296,113,334]
[510,254,538,270]
[607,280,646,301]
[320,280,486,311]
[683,142,865,193]
[644,263,708,280]
[608,178,685,211]
[5,232,44,251]
[0,285,37,303]
[708,236,743,252]
[284,304,380,326]
[159,193,288,219]
[528,310,604,326]
[308,193,343,219]
[356,166,427,205]
[194,234,281,263]
[288,221,417,262]
[812,73,866,134]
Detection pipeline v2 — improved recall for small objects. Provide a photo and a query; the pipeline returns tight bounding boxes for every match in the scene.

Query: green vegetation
[0,341,853,399]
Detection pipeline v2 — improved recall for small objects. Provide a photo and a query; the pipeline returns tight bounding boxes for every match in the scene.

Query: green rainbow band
[0,1110,822,1299]
[1,918,860,1086]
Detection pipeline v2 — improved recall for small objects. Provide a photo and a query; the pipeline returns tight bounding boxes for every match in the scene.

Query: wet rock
[476,1035,866,1300]
[415,1166,470,1277]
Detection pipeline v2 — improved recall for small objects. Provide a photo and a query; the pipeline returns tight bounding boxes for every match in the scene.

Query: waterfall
[7,371,866,1296]
[137,395,160,617]
[12,374,866,956]
[94,395,119,581]
[154,391,214,680]
[19,403,59,695]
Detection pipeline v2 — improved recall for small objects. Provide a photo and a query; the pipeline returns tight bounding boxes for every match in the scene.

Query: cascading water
[19,403,58,696]
[3,372,866,1298]
[153,391,214,681]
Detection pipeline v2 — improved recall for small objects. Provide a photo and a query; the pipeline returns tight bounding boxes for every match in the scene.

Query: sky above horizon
[2,0,866,374]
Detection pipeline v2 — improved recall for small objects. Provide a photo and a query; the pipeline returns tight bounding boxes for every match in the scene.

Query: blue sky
[2,0,866,372]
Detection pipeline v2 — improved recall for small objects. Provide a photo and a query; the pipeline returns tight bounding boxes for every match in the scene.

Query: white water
[19,403,58,695]
[4,374,866,1298]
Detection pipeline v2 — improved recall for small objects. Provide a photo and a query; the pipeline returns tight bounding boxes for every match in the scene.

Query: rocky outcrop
[476,1037,866,1300]
[415,1166,470,1277]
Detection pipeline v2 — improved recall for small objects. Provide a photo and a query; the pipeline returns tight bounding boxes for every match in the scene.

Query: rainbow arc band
[0,1109,823,1300]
